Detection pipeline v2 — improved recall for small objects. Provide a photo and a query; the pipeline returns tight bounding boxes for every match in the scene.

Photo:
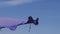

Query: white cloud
[0,0,32,6]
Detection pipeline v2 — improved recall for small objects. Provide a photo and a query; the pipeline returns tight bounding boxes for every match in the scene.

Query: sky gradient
[0,0,60,34]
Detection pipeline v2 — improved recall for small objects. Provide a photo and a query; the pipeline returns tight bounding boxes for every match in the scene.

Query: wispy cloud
[0,0,32,6]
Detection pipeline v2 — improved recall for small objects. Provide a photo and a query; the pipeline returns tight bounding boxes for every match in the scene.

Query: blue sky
[0,0,60,34]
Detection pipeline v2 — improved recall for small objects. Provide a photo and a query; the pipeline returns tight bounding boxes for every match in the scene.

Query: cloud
[0,0,32,6]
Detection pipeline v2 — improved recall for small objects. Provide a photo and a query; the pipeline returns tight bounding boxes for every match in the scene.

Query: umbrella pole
[29,24,31,32]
